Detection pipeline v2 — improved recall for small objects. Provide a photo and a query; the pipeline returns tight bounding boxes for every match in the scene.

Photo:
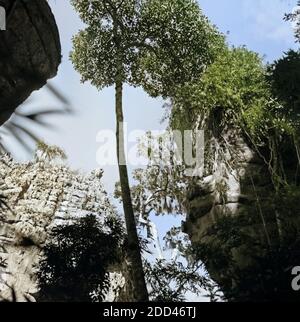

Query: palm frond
[0,83,72,155]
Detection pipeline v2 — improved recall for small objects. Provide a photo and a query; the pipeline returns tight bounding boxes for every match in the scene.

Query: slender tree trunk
[115,78,149,302]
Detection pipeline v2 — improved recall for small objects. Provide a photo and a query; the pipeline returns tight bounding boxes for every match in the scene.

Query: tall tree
[70,0,222,301]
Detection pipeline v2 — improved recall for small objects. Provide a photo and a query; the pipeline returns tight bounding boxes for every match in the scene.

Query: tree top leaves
[70,0,224,97]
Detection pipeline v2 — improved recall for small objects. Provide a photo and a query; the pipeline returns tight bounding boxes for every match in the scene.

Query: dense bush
[37,214,124,302]
[194,214,300,302]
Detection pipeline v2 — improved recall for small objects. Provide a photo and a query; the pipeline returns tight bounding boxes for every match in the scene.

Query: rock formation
[0,153,124,302]
[184,120,300,301]
[0,0,61,125]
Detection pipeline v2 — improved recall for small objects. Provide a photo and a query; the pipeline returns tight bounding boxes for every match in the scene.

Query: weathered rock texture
[184,121,300,301]
[0,0,61,125]
[0,154,123,302]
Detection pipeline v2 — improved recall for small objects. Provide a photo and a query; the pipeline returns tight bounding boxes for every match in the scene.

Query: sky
[2,0,298,302]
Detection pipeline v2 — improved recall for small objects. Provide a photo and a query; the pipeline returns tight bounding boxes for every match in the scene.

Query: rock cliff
[184,120,300,301]
[0,0,61,125]
[0,153,123,302]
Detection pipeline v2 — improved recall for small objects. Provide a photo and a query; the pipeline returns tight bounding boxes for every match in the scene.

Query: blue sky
[200,0,298,62]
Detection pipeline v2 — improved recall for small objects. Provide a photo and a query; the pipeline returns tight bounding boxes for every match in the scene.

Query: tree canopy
[268,49,300,128]
[170,46,300,149]
[70,0,224,98]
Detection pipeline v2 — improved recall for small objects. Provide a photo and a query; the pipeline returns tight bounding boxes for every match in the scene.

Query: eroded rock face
[184,126,300,300]
[186,129,273,244]
[0,154,122,302]
[0,0,61,125]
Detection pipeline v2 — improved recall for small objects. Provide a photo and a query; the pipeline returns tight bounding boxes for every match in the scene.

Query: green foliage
[169,45,300,188]
[194,215,300,302]
[171,47,280,142]
[274,185,300,216]
[70,0,223,97]
[268,49,300,129]
[37,214,124,302]
[131,0,224,98]
[165,44,300,298]
[170,46,300,140]
[144,259,209,302]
